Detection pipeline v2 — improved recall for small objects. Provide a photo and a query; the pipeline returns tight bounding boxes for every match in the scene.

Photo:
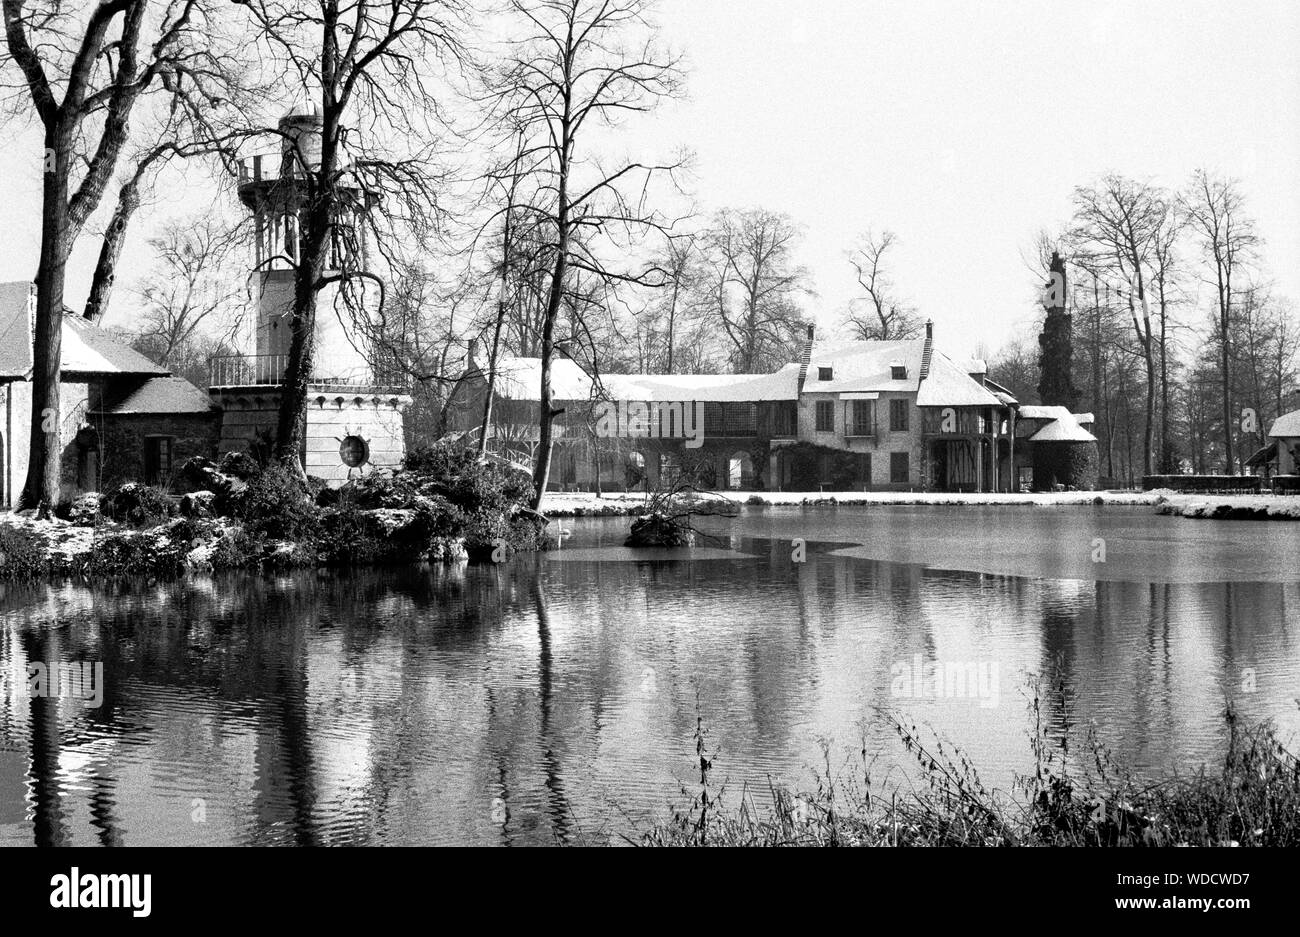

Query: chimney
[919,318,934,380]
[797,324,815,391]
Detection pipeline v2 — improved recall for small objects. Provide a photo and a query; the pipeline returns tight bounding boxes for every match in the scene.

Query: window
[766,401,797,437]
[850,400,875,436]
[722,402,757,436]
[815,400,835,432]
[890,451,910,483]
[889,398,910,432]
[856,453,872,486]
[144,436,175,486]
[891,365,907,380]
[339,435,369,467]
[818,367,833,381]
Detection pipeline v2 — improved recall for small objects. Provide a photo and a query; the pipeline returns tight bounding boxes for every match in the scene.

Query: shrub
[234,463,320,541]
[87,529,188,577]
[337,470,419,509]
[218,450,261,480]
[209,527,268,569]
[101,483,174,528]
[55,492,102,526]
[404,442,534,515]
[316,505,383,566]
[0,524,47,579]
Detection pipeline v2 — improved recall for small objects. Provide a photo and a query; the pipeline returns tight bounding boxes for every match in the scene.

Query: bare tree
[1180,170,1259,472]
[82,67,255,325]
[233,0,470,472]
[131,212,248,365]
[702,207,809,372]
[1148,203,1185,471]
[488,0,685,509]
[2,0,226,509]
[842,229,922,341]
[1071,174,1169,477]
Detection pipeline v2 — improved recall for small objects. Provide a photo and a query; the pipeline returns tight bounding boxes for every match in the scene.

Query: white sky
[1,0,1297,359]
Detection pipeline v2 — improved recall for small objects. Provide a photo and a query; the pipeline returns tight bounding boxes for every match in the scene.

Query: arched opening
[727,450,753,489]
[626,450,646,490]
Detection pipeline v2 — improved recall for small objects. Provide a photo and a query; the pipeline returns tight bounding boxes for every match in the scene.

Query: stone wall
[98,412,221,491]
[795,389,924,490]
[211,385,411,485]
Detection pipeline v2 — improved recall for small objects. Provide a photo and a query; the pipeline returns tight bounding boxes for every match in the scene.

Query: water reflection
[0,507,1297,846]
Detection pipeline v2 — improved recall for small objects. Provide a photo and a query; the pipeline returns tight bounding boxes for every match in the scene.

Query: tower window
[339,435,369,467]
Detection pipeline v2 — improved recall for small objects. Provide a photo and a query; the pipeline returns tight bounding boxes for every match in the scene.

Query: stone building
[0,281,221,505]
[453,322,1099,493]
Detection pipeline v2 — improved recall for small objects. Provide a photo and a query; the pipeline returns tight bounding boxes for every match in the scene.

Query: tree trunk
[1219,273,1233,473]
[275,244,324,475]
[478,297,506,458]
[21,130,71,512]
[83,176,141,323]
[532,222,567,510]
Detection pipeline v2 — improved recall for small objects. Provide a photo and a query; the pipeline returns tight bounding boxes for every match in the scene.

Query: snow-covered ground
[539,489,1158,515]
[1153,492,1300,520]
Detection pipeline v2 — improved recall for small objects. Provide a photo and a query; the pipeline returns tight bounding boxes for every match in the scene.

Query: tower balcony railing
[211,353,287,387]
[209,354,410,394]
[237,153,311,186]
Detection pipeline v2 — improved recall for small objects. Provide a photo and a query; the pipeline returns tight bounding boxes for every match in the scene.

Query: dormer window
[891,364,907,380]
[818,367,833,381]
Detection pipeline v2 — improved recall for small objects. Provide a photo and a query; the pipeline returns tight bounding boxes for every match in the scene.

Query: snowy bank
[540,489,1157,516]
[1153,492,1300,521]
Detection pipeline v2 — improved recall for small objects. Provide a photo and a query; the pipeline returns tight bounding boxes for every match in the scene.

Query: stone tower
[209,103,410,484]
[1037,251,1080,411]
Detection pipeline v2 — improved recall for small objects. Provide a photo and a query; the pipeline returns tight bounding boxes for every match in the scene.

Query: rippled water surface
[1,504,1298,846]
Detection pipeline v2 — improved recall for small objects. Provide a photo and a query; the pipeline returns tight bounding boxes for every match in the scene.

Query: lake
[1,504,1298,846]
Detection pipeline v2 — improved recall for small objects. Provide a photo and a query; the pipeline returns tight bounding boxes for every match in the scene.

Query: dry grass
[637,680,1300,847]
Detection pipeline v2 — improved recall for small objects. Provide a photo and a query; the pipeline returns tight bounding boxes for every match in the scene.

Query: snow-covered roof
[604,365,799,402]
[61,316,168,376]
[0,280,169,379]
[492,356,799,403]
[803,339,924,393]
[493,357,593,400]
[1019,405,1097,442]
[0,281,32,378]
[1018,405,1071,421]
[1268,409,1300,439]
[917,352,1004,407]
[96,376,217,415]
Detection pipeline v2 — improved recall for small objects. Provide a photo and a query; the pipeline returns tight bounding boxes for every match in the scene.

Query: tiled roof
[96,376,216,415]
